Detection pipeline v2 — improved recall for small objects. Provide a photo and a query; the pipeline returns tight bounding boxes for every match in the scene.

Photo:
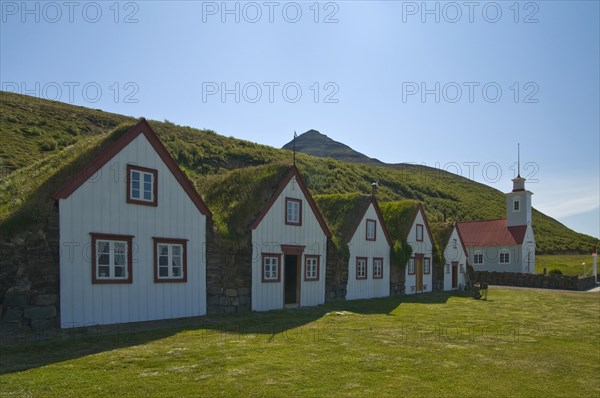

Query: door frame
[451,261,458,289]
[415,254,424,292]
[281,245,305,307]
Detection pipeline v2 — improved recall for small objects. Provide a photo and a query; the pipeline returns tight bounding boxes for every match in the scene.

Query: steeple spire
[517,143,521,178]
[293,131,297,166]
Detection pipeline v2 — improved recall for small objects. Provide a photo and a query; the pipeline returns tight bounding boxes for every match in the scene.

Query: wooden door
[451,261,458,289]
[415,255,423,291]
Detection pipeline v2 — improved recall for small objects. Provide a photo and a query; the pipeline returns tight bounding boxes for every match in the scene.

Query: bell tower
[506,144,533,227]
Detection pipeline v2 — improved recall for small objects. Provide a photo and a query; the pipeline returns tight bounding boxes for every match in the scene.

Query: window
[262,253,281,282]
[356,257,368,279]
[153,238,187,283]
[285,198,302,226]
[513,198,520,212]
[127,164,157,206]
[366,219,376,241]
[304,255,320,281]
[473,252,484,265]
[460,264,465,273]
[416,224,424,242]
[373,257,383,279]
[91,233,133,284]
[408,258,415,275]
[423,258,431,274]
[446,264,450,274]
[500,251,510,264]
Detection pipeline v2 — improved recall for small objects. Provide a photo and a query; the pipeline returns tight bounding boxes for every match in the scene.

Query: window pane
[132,188,140,198]
[143,191,152,200]
[98,241,110,253]
[144,181,152,191]
[114,254,125,266]
[98,265,110,277]
[172,256,181,268]
[172,245,181,255]
[159,256,169,266]
[115,266,125,277]
[144,173,152,183]
[172,267,181,277]
[132,171,140,182]
[114,242,126,253]
[159,245,168,255]
[132,180,140,190]
[98,253,110,265]
[159,267,169,277]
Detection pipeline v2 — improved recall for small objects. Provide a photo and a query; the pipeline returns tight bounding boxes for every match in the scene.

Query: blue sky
[1,1,599,239]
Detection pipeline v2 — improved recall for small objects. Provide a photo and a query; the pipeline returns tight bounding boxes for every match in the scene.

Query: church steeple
[506,144,532,227]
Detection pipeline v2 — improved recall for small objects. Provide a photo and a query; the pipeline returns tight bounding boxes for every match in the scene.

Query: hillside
[0,91,597,253]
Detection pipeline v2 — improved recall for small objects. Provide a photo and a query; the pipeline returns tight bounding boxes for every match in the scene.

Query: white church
[457,172,536,274]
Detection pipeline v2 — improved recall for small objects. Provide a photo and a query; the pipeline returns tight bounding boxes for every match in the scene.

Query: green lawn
[1,289,599,397]
[536,254,598,276]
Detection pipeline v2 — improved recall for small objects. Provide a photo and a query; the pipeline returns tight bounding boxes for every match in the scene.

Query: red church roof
[456,219,527,247]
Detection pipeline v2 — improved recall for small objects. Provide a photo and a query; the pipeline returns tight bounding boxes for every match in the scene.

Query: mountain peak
[283,130,383,165]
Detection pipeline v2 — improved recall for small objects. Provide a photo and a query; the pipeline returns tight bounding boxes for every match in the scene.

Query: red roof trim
[453,223,469,259]
[52,119,211,218]
[250,166,331,237]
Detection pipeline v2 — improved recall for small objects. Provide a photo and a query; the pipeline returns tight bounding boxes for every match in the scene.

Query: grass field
[536,254,598,276]
[1,288,598,397]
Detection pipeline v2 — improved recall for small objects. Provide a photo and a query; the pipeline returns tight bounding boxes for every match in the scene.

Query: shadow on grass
[0,291,469,375]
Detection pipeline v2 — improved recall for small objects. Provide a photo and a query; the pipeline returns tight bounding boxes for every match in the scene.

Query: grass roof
[0,122,136,235]
[430,222,454,249]
[378,200,421,242]
[313,193,372,250]
[201,162,292,243]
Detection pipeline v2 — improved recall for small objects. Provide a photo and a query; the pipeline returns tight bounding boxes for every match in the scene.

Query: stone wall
[325,239,348,301]
[472,270,599,291]
[389,264,405,295]
[0,210,60,332]
[205,224,252,314]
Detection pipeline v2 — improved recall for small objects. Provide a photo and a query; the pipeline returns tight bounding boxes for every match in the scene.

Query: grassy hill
[0,91,597,254]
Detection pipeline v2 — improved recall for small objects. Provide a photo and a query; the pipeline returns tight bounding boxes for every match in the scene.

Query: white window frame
[91,233,133,284]
[304,255,319,281]
[473,252,484,265]
[366,219,376,241]
[513,198,521,212]
[373,257,383,279]
[356,257,368,279]
[500,251,510,264]
[262,254,281,282]
[285,198,302,226]
[408,258,415,274]
[154,238,187,282]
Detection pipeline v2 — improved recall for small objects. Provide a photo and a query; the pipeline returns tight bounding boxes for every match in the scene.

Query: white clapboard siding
[59,133,207,327]
[442,227,467,291]
[405,208,433,295]
[346,203,390,300]
[251,176,327,312]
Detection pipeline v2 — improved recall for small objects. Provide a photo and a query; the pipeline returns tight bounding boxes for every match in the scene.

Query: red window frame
[366,219,377,241]
[304,255,320,281]
[126,164,158,207]
[423,257,431,274]
[416,224,424,242]
[373,257,384,279]
[90,233,134,284]
[261,253,282,283]
[153,237,188,283]
[407,257,415,275]
[356,257,368,280]
[285,197,302,226]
